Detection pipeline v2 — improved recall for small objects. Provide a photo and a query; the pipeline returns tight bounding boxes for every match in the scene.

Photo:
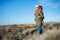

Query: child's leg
[42,21,44,25]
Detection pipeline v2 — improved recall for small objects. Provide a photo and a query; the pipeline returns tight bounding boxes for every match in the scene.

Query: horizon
[1,22,60,25]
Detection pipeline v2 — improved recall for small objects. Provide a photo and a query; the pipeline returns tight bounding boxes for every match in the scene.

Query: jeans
[38,23,42,34]
[37,18,43,34]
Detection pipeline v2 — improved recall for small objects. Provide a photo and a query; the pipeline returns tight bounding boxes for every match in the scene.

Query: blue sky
[0,0,60,25]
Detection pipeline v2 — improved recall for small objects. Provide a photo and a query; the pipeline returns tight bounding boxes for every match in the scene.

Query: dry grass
[0,23,60,40]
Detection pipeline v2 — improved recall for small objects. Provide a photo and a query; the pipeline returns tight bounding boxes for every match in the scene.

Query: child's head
[35,4,39,10]
[35,4,42,11]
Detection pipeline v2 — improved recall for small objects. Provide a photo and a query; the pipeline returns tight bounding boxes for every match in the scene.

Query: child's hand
[42,21,44,25]
[38,16,40,19]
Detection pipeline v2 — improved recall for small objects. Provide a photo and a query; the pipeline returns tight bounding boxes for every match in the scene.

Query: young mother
[34,4,44,34]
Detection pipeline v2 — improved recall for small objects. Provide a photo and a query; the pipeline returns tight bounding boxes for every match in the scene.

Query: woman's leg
[37,23,42,34]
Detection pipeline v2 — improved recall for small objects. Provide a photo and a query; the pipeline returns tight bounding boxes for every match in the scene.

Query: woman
[34,4,44,34]
[35,4,44,34]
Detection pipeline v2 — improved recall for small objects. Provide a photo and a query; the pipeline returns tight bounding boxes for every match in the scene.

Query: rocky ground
[0,22,60,40]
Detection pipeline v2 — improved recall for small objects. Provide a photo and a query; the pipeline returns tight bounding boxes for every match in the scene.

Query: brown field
[0,22,60,40]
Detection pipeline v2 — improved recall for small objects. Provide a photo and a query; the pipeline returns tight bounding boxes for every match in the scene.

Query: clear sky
[0,0,60,25]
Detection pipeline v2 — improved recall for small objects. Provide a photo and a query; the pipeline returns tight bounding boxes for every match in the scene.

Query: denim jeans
[37,17,43,34]
[37,23,42,34]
